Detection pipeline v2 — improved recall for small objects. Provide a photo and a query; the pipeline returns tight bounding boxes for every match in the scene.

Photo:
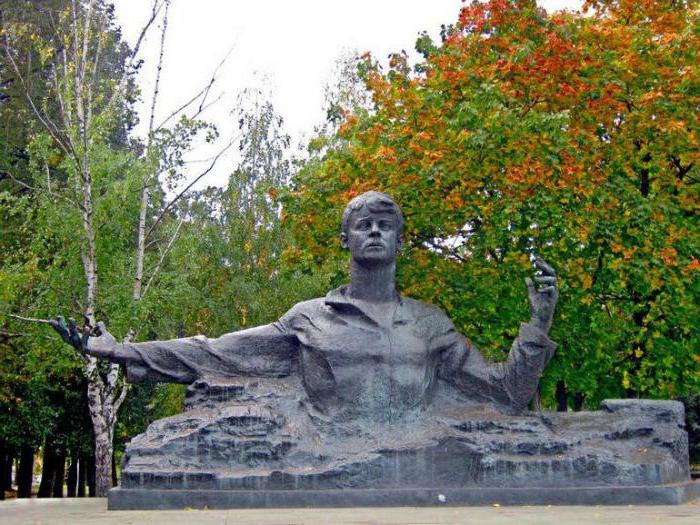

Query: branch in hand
[49,315,91,352]
[9,313,90,352]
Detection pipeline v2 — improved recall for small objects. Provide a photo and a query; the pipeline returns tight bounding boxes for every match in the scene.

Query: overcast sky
[112,0,583,188]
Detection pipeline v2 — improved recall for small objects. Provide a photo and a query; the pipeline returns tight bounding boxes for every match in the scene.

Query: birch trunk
[80,157,117,496]
[7,0,190,497]
[70,0,129,496]
[134,0,170,302]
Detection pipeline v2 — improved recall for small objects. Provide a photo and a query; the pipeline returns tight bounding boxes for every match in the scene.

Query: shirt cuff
[518,322,557,357]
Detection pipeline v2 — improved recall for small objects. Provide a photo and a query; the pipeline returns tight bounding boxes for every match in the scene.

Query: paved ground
[1,498,699,525]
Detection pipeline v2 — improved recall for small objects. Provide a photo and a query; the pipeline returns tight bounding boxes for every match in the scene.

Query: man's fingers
[535,276,557,286]
[50,316,70,342]
[534,257,556,276]
[525,277,536,297]
[67,318,84,349]
[537,285,557,295]
[67,318,79,338]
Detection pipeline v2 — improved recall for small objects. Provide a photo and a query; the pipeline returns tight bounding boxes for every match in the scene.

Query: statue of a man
[54,191,558,418]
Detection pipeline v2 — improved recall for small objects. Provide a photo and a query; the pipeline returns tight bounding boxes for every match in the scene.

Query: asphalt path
[1,498,699,524]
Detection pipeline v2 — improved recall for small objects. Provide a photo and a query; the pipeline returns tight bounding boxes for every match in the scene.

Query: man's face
[340,207,402,266]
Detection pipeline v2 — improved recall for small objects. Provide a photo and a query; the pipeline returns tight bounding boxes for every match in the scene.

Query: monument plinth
[108,375,697,508]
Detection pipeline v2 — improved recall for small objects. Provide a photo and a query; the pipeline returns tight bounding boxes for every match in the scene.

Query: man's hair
[341,191,404,235]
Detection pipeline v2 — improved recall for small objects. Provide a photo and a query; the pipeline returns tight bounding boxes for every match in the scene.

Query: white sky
[112,0,583,188]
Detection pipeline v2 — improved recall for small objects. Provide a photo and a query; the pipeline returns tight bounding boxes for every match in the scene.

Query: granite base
[108,480,700,509]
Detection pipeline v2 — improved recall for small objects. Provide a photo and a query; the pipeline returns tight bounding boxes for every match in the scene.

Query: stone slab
[107,479,700,509]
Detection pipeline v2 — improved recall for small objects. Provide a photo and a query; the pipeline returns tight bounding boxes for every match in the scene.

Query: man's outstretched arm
[51,318,298,384]
[437,257,558,413]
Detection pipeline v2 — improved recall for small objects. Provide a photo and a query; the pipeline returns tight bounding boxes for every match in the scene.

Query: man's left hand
[525,257,559,334]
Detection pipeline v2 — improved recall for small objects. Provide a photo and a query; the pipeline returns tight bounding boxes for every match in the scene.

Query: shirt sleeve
[435,314,556,413]
[115,319,299,384]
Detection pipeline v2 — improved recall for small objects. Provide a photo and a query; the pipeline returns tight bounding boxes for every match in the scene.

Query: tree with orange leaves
[284,0,699,408]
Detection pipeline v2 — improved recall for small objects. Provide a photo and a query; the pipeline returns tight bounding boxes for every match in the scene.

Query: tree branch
[2,170,84,210]
[155,45,234,131]
[142,217,184,299]
[146,0,170,141]
[99,0,165,117]
[8,314,55,325]
[2,39,79,163]
[128,0,166,65]
[145,138,234,240]
[113,380,130,418]
[0,330,29,339]
[669,155,694,181]
[133,0,172,302]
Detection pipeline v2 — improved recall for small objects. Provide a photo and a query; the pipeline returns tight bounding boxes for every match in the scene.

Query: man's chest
[297,310,436,369]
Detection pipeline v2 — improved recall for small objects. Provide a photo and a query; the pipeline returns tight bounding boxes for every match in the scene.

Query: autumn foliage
[285,0,700,406]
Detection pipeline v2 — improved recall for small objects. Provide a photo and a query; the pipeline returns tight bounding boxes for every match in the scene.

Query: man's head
[340,191,403,266]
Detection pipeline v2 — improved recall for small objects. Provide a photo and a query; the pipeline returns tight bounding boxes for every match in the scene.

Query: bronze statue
[53,191,558,418]
[50,191,693,509]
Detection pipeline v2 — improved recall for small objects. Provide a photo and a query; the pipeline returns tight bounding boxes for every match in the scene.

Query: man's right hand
[50,317,117,359]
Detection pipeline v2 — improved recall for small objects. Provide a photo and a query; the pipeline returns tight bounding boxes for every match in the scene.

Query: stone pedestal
[109,376,698,509]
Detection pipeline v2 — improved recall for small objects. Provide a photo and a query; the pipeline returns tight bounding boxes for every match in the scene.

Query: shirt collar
[324,284,411,325]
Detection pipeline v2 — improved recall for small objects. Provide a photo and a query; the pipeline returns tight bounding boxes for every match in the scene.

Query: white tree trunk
[72,0,128,496]
[8,0,173,497]
[134,0,170,302]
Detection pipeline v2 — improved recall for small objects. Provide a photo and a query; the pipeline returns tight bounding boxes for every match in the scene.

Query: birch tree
[2,0,229,495]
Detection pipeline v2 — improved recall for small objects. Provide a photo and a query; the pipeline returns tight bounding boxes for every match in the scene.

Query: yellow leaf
[622,372,630,390]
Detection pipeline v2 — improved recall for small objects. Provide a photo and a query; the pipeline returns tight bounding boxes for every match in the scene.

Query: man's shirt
[119,285,556,416]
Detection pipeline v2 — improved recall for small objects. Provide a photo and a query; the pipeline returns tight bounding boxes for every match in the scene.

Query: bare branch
[113,381,130,418]
[147,0,170,140]
[85,10,104,141]
[133,0,171,302]
[116,379,130,406]
[191,92,224,121]
[128,0,166,65]
[145,138,234,240]
[155,46,233,130]
[99,0,166,118]
[3,170,84,211]
[0,330,29,339]
[158,84,221,129]
[199,47,234,113]
[142,217,184,298]
[50,61,72,132]
[80,1,95,82]
[155,87,209,131]
[8,314,55,325]
[44,162,51,193]
[70,0,80,86]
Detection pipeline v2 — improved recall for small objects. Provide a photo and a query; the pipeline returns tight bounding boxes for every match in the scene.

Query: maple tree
[285,0,699,407]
